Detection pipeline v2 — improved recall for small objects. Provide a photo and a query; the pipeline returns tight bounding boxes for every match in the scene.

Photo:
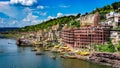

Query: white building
[111,31,120,45]
[106,12,120,28]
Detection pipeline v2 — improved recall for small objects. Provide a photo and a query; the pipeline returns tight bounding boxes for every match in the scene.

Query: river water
[0,38,112,68]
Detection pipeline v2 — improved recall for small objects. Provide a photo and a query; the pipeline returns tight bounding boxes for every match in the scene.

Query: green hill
[19,15,80,32]
[17,1,120,32]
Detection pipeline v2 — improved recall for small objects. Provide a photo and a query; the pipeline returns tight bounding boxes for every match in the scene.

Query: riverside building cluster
[60,12,111,49]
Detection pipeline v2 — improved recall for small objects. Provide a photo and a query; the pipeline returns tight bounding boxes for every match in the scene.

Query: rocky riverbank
[16,38,120,68]
[89,52,120,68]
[16,38,33,46]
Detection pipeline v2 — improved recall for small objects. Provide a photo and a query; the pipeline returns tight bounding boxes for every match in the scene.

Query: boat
[51,50,59,53]
[60,52,66,55]
[79,52,90,56]
[54,45,60,48]
[31,48,37,51]
[44,48,50,51]
[60,55,76,59]
[50,56,56,59]
[8,42,11,44]
[36,52,44,55]
[60,53,76,59]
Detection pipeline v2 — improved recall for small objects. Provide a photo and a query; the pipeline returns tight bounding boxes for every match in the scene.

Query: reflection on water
[60,59,110,68]
[0,39,112,68]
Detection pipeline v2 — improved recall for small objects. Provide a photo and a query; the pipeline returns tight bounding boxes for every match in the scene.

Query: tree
[85,12,88,15]
[76,13,81,18]
[112,2,120,10]
[96,8,100,12]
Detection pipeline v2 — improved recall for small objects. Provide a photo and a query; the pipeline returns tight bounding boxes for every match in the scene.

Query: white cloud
[0,1,9,6]
[40,12,47,16]
[10,0,37,6]
[23,7,32,13]
[48,16,55,20]
[47,12,63,20]
[22,13,38,22]
[65,13,77,16]
[22,12,42,26]
[32,20,42,24]
[37,5,44,9]
[11,20,18,24]
[0,18,4,24]
[59,5,70,8]
[57,12,63,17]
[0,2,19,18]
[34,11,47,16]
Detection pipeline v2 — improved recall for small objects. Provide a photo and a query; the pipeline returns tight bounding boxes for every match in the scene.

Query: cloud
[0,18,4,24]
[47,12,63,20]
[48,16,55,20]
[59,5,70,8]
[34,11,47,16]
[57,12,63,17]
[22,12,41,26]
[0,2,18,18]
[40,12,47,16]
[22,13,38,22]
[23,7,32,13]
[10,0,37,6]
[37,5,44,9]
[0,1,9,6]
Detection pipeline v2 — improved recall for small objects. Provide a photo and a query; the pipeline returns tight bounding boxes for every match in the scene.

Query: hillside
[19,15,80,32]
[16,1,120,32]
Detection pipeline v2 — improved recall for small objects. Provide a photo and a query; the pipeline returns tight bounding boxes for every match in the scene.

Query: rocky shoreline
[16,37,120,68]
[16,38,33,47]
[89,52,120,68]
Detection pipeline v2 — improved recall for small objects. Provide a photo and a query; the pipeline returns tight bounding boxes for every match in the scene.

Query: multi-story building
[60,12,111,49]
[61,26,110,48]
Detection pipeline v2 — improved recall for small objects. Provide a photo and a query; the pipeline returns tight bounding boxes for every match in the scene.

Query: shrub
[117,42,120,51]
[97,42,116,52]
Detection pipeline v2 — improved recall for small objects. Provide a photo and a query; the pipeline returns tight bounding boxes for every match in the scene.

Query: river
[0,38,112,68]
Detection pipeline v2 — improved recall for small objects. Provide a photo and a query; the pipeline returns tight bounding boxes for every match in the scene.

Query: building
[60,12,111,49]
[111,31,120,45]
[61,26,110,49]
[80,12,100,27]
[106,12,120,28]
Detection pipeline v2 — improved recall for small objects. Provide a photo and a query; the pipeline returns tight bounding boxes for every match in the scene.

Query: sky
[0,0,119,27]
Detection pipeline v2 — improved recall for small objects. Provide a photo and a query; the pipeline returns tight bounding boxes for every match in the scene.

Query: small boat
[61,52,77,59]
[36,52,44,55]
[44,48,50,51]
[51,56,56,59]
[60,52,66,55]
[31,48,37,51]
[54,45,60,48]
[68,56,76,59]
[80,52,90,56]
[51,50,59,53]
[60,53,76,59]
[61,55,76,59]
[8,42,12,44]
